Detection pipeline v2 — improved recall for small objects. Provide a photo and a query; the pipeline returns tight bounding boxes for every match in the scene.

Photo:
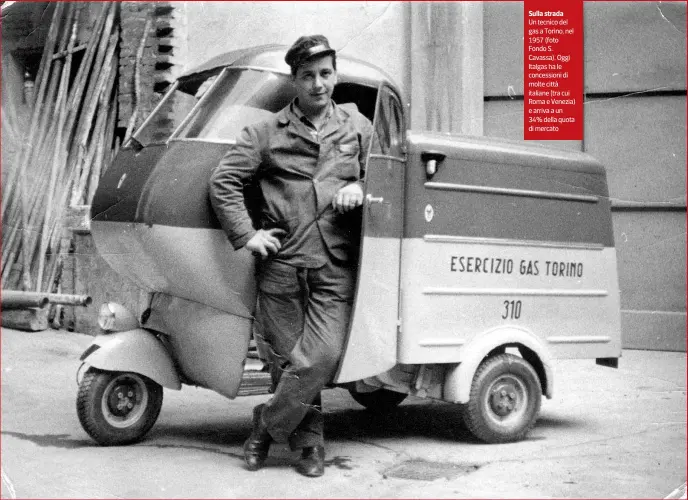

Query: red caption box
[523,0,583,141]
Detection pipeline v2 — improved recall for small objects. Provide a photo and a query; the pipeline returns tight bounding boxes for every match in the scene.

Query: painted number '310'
[502,300,522,320]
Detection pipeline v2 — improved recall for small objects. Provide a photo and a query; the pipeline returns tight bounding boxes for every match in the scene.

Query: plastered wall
[184,2,408,91]
[484,1,687,351]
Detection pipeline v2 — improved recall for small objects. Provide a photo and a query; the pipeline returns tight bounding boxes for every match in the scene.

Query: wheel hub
[107,382,139,417]
[489,384,519,417]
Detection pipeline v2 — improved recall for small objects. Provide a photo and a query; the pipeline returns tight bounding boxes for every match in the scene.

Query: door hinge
[396,318,402,334]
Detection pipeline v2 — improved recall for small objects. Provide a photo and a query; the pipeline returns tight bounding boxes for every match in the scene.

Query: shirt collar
[292,98,334,129]
[277,98,335,127]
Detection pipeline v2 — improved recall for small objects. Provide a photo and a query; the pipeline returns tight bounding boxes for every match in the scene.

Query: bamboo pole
[70,30,118,205]
[2,291,92,307]
[18,165,33,289]
[42,165,79,293]
[79,30,119,205]
[4,2,122,297]
[11,54,64,290]
[99,80,119,175]
[31,3,76,167]
[32,3,65,109]
[88,91,117,204]
[1,137,57,287]
[35,6,79,292]
[13,0,74,290]
[64,2,113,137]
[41,5,115,293]
[85,104,110,204]
[2,31,65,276]
[1,2,60,218]
[2,3,64,218]
[68,5,117,153]
[125,18,153,143]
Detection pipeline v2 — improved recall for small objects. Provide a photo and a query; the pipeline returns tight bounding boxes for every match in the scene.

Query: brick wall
[118,1,187,134]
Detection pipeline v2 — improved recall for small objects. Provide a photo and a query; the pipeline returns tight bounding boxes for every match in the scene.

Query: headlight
[97,302,139,332]
[97,303,116,331]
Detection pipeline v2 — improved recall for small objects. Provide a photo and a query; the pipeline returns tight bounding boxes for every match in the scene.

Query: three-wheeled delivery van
[77,45,622,446]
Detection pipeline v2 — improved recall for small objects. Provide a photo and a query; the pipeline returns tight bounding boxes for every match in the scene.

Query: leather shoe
[243,404,272,471]
[296,446,325,477]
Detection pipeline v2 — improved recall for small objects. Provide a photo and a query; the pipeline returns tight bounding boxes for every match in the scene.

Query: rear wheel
[77,368,163,446]
[463,353,541,443]
[348,387,407,413]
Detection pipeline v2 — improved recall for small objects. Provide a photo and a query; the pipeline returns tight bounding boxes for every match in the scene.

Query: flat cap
[285,35,336,72]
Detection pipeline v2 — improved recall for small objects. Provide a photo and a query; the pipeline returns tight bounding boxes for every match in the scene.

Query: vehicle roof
[180,44,397,90]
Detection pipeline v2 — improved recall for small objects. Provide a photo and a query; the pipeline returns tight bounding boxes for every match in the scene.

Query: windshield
[132,68,296,146]
[177,69,295,141]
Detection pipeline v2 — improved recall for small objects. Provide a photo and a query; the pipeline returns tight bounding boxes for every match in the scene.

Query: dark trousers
[254,258,355,450]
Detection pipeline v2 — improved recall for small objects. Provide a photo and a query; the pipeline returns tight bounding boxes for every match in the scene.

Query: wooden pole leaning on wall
[89,86,119,205]
[64,2,113,144]
[74,29,119,206]
[23,7,75,292]
[1,3,64,219]
[1,140,56,287]
[1,3,65,288]
[17,3,74,291]
[35,4,80,292]
[2,2,121,299]
[124,18,153,143]
[66,4,117,207]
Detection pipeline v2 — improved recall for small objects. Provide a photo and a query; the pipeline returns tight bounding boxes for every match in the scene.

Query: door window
[372,89,405,158]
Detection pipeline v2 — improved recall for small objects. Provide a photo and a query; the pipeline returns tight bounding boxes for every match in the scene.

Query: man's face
[293,55,337,114]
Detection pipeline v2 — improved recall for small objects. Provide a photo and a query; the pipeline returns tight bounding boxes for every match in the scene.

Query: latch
[365,193,385,205]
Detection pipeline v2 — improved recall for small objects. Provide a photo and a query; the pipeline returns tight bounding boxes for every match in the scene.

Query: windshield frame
[168,65,295,146]
[126,68,229,149]
[127,64,388,148]
[126,80,180,149]
[168,67,232,144]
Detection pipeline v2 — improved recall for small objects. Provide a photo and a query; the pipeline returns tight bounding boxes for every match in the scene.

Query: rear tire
[463,354,541,443]
[77,368,163,446]
[348,387,407,413]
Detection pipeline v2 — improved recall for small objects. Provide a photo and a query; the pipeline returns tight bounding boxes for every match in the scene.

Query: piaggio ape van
[77,45,622,446]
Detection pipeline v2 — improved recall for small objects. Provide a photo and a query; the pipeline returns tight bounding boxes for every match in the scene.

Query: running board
[237,359,272,397]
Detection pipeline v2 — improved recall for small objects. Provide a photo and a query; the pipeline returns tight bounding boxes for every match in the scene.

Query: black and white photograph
[1,1,686,498]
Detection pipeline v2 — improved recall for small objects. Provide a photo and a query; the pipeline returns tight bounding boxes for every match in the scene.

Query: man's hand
[245,228,287,258]
[333,183,363,213]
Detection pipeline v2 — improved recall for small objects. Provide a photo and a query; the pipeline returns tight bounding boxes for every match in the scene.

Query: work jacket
[209,99,374,267]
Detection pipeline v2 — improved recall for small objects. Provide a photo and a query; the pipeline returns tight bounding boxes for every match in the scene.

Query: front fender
[443,326,554,404]
[83,329,181,390]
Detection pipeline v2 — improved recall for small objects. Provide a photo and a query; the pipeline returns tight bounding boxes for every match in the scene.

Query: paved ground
[1,326,685,498]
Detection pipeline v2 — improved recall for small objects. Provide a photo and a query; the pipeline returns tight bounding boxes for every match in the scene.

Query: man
[208,35,373,477]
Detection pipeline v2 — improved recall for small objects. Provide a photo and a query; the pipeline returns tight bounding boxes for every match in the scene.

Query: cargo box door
[334,86,406,383]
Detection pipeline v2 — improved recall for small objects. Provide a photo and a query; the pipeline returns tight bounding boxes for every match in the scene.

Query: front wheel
[462,353,542,444]
[77,368,163,446]
[348,387,407,413]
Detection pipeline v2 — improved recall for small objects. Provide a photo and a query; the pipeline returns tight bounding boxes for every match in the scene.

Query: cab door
[334,85,406,383]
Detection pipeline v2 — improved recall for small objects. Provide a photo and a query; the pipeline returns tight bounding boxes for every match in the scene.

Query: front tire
[463,353,542,444]
[77,368,163,446]
[348,387,407,413]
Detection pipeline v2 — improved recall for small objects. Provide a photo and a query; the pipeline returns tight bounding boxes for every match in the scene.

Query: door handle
[366,194,384,204]
[421,151,446,177]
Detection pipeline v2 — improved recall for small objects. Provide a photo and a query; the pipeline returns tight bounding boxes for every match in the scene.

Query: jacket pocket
[335,140,361,181]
